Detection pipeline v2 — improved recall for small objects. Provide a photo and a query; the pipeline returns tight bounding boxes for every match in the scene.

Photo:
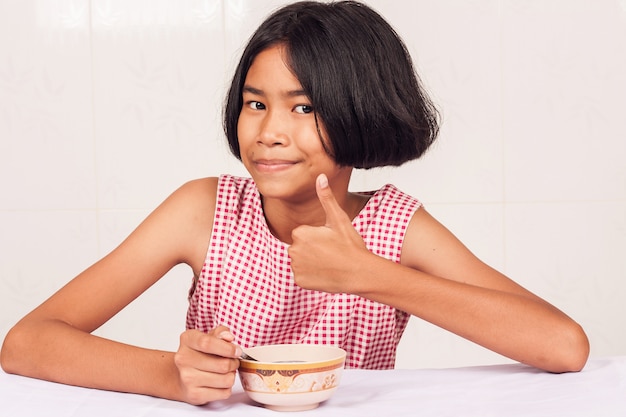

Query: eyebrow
[242,85,308,98]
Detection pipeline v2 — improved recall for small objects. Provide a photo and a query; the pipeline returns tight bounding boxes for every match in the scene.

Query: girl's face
[237,45,351,203]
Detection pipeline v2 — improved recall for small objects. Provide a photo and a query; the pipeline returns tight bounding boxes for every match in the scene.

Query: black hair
[224,0,439,169]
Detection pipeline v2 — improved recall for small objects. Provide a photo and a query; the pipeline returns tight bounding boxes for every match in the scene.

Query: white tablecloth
[1,357,625,416]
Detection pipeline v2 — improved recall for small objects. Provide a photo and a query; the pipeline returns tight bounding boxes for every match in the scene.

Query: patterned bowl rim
[239,358,345,373]
[239,344,346,372]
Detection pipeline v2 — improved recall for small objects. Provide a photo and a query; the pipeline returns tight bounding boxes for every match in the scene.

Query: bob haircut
[224,1,439,169]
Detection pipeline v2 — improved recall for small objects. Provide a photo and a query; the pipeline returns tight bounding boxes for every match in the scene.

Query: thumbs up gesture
[288,174,371,294]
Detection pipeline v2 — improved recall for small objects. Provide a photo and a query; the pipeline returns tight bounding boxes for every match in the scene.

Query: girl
[1,0,589,406]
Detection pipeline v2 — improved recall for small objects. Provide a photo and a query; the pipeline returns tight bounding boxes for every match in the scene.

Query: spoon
[240,351,259,361]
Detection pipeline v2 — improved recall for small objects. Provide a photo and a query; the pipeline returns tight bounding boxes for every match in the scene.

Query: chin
[255,179,315,202]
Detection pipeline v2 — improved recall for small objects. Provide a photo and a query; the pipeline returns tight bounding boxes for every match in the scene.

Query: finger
[182,329,242,359]
[177,349,240,376]
[214,326,248,361]
[178,369,236,405]
[214,325,235,342]
[316,173,352,228]
[183,385,234,406]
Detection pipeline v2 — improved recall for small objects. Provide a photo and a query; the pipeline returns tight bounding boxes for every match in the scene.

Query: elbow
[567,323,591,372]
[1,324,31,375]
[548,321,590,374]
[1,328,15,374]
[1,326,19,374]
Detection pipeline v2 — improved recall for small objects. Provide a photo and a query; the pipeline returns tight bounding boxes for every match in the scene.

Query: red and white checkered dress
[186,174,421,369]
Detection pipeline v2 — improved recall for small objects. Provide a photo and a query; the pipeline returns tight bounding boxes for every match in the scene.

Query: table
[2,357,625,416]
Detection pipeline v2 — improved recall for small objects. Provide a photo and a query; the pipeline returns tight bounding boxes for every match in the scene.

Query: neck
[262,198,325,244]
[261,182,368,245]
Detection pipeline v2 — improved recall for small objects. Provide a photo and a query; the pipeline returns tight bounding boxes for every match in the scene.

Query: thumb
[316,173,350,228]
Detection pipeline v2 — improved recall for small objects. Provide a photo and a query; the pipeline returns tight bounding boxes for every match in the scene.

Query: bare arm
[0,177,241,404]
[289,175,589,373]
[363,208,588,372]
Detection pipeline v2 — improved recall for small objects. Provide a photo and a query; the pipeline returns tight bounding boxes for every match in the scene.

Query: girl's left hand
[288,174,371,294]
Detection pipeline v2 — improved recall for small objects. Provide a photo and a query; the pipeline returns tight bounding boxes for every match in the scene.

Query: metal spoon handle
[240,351,259,361]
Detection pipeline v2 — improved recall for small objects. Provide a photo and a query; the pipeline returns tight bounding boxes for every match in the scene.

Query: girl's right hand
[173,326,242,405]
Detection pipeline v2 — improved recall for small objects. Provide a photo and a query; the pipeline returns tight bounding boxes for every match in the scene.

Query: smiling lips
[254,159,298,173]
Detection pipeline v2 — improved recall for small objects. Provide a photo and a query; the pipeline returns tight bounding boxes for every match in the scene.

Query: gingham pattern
[186,174,421,369]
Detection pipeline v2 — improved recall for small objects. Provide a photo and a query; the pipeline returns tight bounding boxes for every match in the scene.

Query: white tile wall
[0,0,96,211]
[1,0,625,369]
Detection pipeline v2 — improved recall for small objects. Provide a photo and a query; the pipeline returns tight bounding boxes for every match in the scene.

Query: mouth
[253,159,298,173]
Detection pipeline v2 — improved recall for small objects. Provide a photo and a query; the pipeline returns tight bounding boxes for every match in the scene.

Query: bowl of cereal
[238,344,347,412]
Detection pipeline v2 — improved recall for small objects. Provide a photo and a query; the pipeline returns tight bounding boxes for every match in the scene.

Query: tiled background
[1,0,625,369]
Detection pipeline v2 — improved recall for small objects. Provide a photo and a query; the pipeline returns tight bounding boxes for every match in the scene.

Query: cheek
[236,114,246,140]
[236,117,254,168]
[236,114,254,147]
[313,122,334,158]
[306,144,338,171]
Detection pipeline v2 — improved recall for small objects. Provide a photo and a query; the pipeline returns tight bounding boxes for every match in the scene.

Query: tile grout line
[498,0,508,274]
[221,0,227,89]
[88,0,102,257]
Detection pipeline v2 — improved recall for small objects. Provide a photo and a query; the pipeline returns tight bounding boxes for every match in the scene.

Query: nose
[257,109,289,147]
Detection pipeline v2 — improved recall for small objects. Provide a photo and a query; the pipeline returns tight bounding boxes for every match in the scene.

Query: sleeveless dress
[186,174,422,369]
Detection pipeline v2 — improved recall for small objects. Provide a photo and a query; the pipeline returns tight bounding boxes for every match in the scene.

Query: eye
[245,101,265,110]
[294,104,313,114]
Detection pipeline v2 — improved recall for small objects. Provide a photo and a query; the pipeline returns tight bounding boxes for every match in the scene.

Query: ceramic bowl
[238,344,347,412]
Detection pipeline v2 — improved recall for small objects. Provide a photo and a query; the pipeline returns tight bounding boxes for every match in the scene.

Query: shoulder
[213,174,256,195]
[172,175,256,219]
[160,177,219,223]
[169,176,220,222]
[149,177,220,274]
[76,177,222,294]
[173,176,218,203]
[360,183,422,222]
[376,184,421,209]
[400,207,488,280]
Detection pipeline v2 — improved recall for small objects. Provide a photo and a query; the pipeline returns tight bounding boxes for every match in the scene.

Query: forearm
[1,319,182,401]
[355,256,589,373]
